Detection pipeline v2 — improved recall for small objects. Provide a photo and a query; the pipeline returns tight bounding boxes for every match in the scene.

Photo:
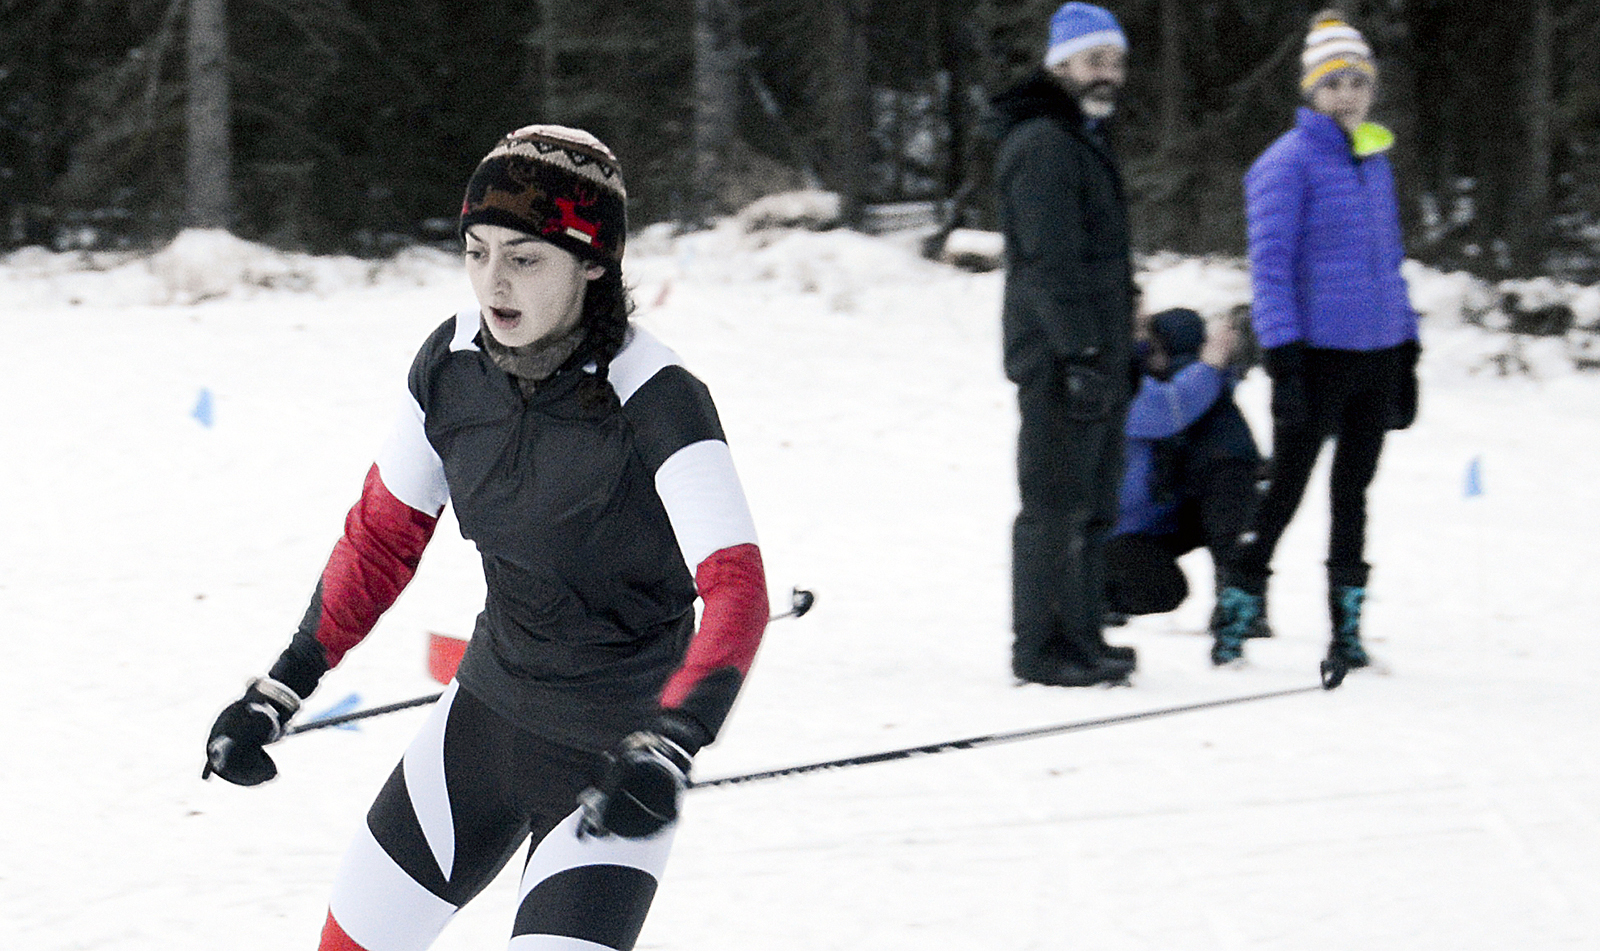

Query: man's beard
[1065,78,1120,119]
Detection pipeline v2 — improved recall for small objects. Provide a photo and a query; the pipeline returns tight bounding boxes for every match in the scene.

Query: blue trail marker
[192,388,215,428]
[1465,455,1484,498]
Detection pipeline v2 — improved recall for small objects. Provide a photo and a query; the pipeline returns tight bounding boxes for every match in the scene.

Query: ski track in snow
[1,225,1598,950]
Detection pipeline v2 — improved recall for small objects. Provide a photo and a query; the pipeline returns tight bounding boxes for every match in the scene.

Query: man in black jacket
[992,3,1137,687]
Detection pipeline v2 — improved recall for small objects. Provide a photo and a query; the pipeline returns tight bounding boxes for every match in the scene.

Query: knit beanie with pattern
[1301,10,1375,92]
[459,124,627,265]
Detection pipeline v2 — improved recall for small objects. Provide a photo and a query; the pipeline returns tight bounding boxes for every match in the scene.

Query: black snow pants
[1011,372,1127,669]
[1106,456,1261,616]
[1226,347,1402,591]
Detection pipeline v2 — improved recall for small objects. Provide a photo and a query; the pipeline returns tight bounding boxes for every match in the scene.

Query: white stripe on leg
[518,808,675,906]
[402,680,459,880]
[507,808,676,950]
[327,821,457,951]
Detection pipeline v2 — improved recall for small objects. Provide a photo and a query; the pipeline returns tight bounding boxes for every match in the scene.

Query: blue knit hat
[1044,3,1128,68]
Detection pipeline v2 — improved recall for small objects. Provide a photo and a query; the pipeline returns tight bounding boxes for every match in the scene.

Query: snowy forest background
[4,0,1600,284]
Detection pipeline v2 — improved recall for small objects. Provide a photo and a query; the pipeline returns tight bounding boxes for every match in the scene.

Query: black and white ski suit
[264,312,769,951]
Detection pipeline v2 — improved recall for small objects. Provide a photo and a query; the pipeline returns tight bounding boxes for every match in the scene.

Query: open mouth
[488,307,522,327]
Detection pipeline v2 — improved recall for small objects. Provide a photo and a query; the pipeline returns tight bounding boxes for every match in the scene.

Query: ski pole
[689,683,1325,789]
[286,587,817,737]
[767,586,816,622]
[286,692,441,734]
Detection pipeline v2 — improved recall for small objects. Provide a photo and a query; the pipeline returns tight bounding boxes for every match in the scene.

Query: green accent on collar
[1351,122,1394,157]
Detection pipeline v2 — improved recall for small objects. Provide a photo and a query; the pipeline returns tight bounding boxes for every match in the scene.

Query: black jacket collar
[990,70,1089,136]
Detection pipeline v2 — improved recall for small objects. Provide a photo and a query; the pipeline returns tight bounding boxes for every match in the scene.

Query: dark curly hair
[579,265,633,370]
[558,263,634,411]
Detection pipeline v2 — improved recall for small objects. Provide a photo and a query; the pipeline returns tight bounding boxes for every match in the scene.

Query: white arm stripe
[374,393,450,516]
[607,325,681,406]
[654,439,758,571]
[449,307,481,351]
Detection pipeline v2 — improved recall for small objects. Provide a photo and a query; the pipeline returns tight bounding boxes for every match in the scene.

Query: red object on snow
[427,632,468,684]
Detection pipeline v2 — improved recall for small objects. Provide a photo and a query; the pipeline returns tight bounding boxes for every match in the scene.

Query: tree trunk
[824,0,871,225]
[938,0,968,202]
[693,0,743,225]
[1158,0,1184,153]
[1518,0,1554,274]
[184,0,232,231]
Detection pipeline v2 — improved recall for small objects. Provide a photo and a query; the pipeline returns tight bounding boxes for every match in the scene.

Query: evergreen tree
[2,0,1597,276]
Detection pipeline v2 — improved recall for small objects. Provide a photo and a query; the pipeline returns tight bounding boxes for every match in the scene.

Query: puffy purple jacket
[1244,108,1418,351]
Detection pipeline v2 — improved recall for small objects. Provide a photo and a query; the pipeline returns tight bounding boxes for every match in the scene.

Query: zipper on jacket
[1353,154,1384,331]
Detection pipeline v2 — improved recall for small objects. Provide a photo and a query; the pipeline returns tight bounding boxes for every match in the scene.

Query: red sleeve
[311,464,439,667]
[659,543,768,730]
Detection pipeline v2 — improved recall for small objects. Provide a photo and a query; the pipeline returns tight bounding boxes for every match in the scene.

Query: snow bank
[1137,253,1253,318]
[939,228,1004,271]
[1401,260,1495,327]
[644,215,948,316]
[736,190,844,232]
[3,220,1598,375]
[0,228,460,308]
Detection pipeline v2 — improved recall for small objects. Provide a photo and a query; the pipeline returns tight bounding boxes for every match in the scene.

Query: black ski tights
[1229,348,1396,587]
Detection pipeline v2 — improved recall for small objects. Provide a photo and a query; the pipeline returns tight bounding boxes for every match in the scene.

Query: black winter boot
[1090,626,1138,666]
[1014,634,1134,686]
[1014,653,1134,687]
[1209,567,1267,666]
[1327,585,1371,669]
[1209,587,1261,665]
[1014,625,1134,687]
[1211,566,1274,639]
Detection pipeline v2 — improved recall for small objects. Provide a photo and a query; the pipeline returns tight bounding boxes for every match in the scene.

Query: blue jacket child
[1106,309,1261,618]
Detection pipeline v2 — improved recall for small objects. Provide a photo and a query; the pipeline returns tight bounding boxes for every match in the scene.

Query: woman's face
[1310,70,1375,132]
[464,224,604,348]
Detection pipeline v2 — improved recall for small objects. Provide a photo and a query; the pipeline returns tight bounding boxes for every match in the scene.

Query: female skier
[1209,11,1420,671]
[202,125,769,951]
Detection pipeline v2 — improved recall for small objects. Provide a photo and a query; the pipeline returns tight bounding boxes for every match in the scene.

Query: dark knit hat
[1150,308,1206,361]
[459,124,627,265]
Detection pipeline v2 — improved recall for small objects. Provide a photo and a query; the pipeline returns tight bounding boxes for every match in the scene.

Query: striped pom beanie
[1301,11,1375,92]
[459,124,628,265]
[1044,3,1127,68]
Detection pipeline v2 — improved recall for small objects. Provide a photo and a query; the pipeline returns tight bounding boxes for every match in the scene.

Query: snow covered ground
[2,223,1598,951]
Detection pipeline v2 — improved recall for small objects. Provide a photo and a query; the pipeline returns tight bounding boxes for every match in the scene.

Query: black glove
[1262,343,1309,431]
[578,713,709,839]
[202,676,302,786]
[1388,339,1420,430]
[1058,361,1115,422]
